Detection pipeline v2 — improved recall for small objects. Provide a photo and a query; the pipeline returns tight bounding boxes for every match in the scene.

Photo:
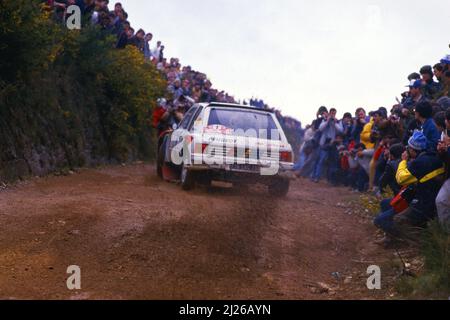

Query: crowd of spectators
[294,53,450,246]
[47,0,305,156]
[43,1,449,248]
[44,0,302,137]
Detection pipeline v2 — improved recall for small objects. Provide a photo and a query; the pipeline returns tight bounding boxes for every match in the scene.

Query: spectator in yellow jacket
[361,119,375,150]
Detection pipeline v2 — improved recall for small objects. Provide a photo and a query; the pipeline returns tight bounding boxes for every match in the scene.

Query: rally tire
[268,178,290,197]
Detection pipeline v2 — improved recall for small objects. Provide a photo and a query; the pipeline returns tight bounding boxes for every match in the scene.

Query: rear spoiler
[207,103,275,113]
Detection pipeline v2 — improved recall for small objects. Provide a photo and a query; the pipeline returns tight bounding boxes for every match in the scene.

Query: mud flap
[162,164,179,182]
[160,134,179,182]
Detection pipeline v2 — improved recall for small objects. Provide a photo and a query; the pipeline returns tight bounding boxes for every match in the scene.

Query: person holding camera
[311,108,344,183]
[152,98,183,137]
[351,108,369,143]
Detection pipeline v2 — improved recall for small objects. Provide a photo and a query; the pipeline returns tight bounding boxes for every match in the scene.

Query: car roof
[199,102,275,113]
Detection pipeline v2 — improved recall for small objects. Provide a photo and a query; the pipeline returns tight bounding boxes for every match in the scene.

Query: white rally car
[157,103,294,196]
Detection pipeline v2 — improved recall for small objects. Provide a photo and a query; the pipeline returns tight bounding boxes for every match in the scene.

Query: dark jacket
[439,146,450,180]
[396,152,445,218]
[380,159,401,194]
[351,117,370,143]
[116,31,128,49]
[423,79,442,100]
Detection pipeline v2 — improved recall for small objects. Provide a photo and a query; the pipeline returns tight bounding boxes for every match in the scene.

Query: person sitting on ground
[373,131,445,247]
[327,133,345,186]
[379,143,405,195]
[347,143,373,192]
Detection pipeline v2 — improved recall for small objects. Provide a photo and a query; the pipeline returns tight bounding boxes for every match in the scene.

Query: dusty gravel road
[0,163,396,300]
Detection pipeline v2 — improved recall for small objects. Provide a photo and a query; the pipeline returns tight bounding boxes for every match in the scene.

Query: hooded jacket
[360,119,375,150]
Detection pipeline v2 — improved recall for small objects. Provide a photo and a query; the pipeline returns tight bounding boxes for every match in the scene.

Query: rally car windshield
[207,108,281,140]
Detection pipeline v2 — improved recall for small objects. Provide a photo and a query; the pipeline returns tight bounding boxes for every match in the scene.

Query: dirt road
[0,163,397,300]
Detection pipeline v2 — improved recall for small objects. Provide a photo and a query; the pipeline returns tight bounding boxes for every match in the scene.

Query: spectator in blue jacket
[414,101,441,151]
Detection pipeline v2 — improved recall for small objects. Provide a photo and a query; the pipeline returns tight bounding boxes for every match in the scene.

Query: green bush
[0,0,166,181]
[396,221,450,299]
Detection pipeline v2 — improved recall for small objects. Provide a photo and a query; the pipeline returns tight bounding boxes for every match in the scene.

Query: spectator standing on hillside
[311,108,343,183]
[112,9,127,35]
[351,108,369,144]
[420,65,441,99]
[110,2,122,16]
[341,112,354,145]
[312,106,328,137]
[143,33,153,60]
[91,0,109,25]
[152,41,163,61]
[116,20,130,48]
[129,28,145,52]
[360,111,380,150]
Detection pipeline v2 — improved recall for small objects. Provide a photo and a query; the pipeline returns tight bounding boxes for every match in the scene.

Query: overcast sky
[119,0,449,124]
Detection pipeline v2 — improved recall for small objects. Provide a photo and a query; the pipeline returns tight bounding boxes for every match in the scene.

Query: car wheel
[180,163,195,191]
[268,178,290,197]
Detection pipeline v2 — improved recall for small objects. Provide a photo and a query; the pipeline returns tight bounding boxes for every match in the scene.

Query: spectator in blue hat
[401,79,429,145]
[403,79,428,110]
[440,54,450,66]
[396,131,445,220]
